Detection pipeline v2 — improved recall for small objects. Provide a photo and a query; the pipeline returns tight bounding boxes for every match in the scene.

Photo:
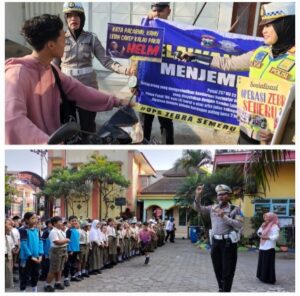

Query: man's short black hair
[151,2,170,11]
[45,219,52,227]
[50,216,62,225]
[21,14,63,52]
[23,212,35,221]
[68,215,78,222]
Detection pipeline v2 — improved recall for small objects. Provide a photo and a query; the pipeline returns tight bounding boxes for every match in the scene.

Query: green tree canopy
[78,154,130,219]
[174,150,212,175]
[5,174,17,210]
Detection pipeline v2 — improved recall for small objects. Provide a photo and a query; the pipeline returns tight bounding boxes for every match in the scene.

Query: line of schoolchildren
[5,212,166,292]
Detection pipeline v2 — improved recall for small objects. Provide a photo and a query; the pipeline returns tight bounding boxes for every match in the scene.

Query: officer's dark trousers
[143,114,174,144]
[211,238,237,292]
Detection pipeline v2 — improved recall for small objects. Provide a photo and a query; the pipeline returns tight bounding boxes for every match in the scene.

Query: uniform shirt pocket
[79,43,91,59]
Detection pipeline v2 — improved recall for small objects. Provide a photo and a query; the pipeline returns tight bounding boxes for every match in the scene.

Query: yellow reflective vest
[249,46,295,82]
[248,46,295,144]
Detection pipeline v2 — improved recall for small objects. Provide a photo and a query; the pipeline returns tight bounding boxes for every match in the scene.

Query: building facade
[213,151,295,236]
[139,166,207,238]
[5,171,44,218]
[47,150,155,220]
[6,2,264,70]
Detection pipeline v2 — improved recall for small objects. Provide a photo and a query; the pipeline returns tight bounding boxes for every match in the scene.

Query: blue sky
[5,149,184,176]
[5,150,48,178]
[5,149,214,177]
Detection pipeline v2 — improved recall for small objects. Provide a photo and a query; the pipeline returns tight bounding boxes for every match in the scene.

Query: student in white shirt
[5,219,15,289]
[44,216,69,292]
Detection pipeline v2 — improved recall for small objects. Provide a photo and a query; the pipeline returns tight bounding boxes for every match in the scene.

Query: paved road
[7,239,295,292]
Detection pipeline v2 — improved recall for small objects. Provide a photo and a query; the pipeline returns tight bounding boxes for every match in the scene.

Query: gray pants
[5,257,14,288]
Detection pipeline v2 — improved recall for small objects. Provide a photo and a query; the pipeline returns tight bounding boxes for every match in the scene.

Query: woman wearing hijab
[88,220,102,275]
[179,2,295,144]
[256,212,280,284]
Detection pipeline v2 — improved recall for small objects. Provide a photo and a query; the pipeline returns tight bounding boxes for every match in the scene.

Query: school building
[213,150,295,236]
[138,165,208,238]
[5,170,44,218]
[47,150,155,220]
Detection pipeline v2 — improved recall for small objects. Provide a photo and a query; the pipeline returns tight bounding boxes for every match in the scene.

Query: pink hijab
[260,212,280,245]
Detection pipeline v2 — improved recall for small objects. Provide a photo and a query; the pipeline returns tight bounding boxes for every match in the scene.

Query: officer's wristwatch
[128,75,138,88]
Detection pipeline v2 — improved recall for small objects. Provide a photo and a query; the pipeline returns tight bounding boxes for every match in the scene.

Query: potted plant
[277,228,288,252]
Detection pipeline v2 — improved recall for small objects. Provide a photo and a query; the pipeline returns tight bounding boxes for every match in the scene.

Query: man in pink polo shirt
[5,14,130,144]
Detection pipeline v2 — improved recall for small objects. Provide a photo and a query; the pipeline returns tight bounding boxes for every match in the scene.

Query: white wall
[5,2,26,45]
[5,2,234,69]
[88,2,234,70]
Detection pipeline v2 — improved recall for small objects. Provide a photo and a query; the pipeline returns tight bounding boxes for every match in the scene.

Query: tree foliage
[40,167,91,217]
[174,150,212,174]
[5,174,17,208]
[243,150,290,195]
[40,154,130,220]
[78,154,130,219]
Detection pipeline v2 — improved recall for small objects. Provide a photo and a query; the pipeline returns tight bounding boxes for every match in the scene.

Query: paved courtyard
[7,239,295,293]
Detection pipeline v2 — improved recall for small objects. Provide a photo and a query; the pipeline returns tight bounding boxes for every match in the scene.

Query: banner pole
[192,3,207,26]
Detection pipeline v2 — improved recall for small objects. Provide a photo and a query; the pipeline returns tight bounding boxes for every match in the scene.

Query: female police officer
[57,2,135,138]
[180,2,295,144]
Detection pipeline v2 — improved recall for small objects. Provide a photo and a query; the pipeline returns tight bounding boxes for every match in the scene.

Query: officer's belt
[213,234,230,240]
[61,67,93,76]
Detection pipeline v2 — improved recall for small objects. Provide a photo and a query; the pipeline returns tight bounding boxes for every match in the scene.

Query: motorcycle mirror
[128,75,138,88]
[48,121,81,144]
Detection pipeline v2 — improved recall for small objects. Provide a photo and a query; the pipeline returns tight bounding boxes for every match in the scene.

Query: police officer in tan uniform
[194,184,244,292]
[59,2,135,137]
[180,2,295,145]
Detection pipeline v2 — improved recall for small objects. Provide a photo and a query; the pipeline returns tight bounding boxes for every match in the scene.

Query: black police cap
[151,2,170,11]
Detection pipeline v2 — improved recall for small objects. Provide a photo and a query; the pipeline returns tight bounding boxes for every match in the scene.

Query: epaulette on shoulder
[212,204,218,210]
[255,45,270,55]
[288,46,295,56]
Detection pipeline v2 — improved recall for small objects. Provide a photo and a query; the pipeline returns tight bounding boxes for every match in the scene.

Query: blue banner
[106,23,164,62]
[136,19,264,132]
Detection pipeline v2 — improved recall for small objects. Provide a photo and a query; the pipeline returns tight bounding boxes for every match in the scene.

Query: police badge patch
[200,35,216,48]
[269,67,289,80]
[251,51,268,68]
[254,51,268,62]
[278,58,295,72]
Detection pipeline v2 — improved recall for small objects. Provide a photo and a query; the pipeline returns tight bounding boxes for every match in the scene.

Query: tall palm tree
[174,150,212,175]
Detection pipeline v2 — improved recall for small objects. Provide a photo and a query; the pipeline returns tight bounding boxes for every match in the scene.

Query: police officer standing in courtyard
[194,184,244,292]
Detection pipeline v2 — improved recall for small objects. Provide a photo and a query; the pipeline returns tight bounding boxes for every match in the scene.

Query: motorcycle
[48,103,148,144]
[48,76,153,145]
[48,73,165,145]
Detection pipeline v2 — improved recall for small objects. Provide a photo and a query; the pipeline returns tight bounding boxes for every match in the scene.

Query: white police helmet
[215,184,232,195]
[63,2,85,15]
[260,2,295,26]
